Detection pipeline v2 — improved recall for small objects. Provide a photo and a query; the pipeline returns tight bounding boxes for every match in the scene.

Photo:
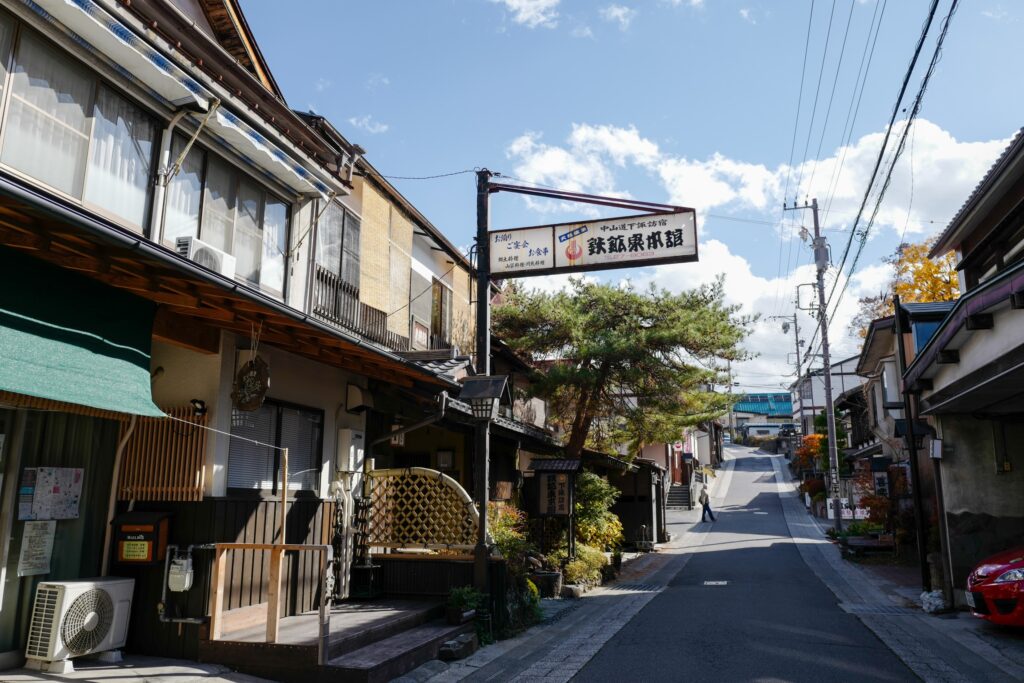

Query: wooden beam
[153,308,221,354]
[208,546,228,640]
[169,305,236,322]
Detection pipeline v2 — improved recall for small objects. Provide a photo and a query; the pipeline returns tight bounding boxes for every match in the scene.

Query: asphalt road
[575,447,918,682]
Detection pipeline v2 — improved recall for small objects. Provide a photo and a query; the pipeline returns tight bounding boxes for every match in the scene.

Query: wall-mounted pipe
[101,414,137,576]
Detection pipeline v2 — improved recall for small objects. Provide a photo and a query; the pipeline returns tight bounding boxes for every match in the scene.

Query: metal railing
[311,264,411,350]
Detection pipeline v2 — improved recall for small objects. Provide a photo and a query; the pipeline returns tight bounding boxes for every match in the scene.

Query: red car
[966,547,1024,626]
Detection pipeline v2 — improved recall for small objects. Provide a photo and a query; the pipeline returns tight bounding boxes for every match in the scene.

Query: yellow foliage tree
[850,238,959,337]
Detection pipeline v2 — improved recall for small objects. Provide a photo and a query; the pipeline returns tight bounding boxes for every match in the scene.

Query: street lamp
[459,374,509,591]
[460,376,508,422]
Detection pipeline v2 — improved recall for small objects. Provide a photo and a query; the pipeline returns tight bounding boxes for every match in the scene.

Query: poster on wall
[17,520,56,576]
[17,467,84,520]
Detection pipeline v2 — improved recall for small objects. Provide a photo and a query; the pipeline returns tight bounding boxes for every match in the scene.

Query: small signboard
[538,473,571,516]
[18,520,56,576]
[490,210,697,278]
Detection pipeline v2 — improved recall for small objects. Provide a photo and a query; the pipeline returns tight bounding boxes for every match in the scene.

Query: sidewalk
[398,456,737,682]
[3,655,273,683]
[769,453,1024,683]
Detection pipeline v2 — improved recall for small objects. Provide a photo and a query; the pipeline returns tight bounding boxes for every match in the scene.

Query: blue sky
[244,0,1020,391]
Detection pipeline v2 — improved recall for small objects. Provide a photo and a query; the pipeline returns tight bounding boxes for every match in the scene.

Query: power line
[823,0,941,310]
[792,0,838,201]
[821,0,960,342]
[773,0,818,318]
[822,0,887,226]
[379,169,478,180]
[802,0,943,365]
[804,0,857,196]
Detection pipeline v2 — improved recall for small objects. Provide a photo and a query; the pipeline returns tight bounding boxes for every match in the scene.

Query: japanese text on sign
[539,473,571,516]
[489,210,697,277]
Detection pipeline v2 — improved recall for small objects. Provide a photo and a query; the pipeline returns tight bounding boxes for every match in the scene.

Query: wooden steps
[327,603,444,659]
[327,621,474,683]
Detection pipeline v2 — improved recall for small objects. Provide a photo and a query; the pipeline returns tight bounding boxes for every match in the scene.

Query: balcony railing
[312,264,410,351]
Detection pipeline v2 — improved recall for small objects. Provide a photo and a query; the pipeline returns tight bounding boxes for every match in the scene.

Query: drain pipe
[101,414,137,576]
[150,101,220,244]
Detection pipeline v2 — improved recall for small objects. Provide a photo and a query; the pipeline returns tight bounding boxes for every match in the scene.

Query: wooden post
[280,447,288,545]
[266,546,283,643]
[208,545,227,640]
[318,546,332,665]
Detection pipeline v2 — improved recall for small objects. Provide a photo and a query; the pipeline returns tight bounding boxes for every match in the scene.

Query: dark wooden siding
[117,497,334,660]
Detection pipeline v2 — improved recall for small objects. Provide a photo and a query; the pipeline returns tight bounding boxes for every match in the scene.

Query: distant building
[790,355,865,435]
[732,392,793,427]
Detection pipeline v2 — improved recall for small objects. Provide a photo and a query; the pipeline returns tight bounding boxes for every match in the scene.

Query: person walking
[699,484,716,522]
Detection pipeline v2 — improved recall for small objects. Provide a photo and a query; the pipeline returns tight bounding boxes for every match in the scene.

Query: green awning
[0,246,163,417]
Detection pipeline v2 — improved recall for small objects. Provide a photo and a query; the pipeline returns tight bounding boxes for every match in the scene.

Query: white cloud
[314,78,331,92]
[981,7,1009,21]
[599,5,637,30]
[664,0,704,7]
[571,25,595,39]
[739,8,755,24]
[504,120,1011,383]
[506,119,1010,234]
[366,73,390,90]
[348,115,389,135]
[490,0,560,28]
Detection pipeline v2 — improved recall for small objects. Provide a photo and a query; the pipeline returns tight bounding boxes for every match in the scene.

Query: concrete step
[326,620,474,683]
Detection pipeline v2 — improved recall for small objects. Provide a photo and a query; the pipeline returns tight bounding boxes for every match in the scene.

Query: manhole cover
[840,603,918,616]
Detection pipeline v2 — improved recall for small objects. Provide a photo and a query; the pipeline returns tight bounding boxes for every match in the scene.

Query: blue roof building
[732,393,792,420]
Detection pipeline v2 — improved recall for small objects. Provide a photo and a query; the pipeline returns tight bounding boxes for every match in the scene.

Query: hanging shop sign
[490,209,697,278]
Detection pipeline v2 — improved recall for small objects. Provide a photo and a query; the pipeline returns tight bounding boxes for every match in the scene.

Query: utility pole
[769,308,801,455]
[785,198,842,533]
[474,169,493,591]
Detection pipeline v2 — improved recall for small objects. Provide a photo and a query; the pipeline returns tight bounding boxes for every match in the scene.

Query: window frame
[314,199,361,293]
[226,397,325,498]
[0,19,159,236]
[162,130,293,299]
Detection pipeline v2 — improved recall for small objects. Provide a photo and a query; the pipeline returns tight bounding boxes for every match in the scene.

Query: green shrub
[448,585,484,611]
[574,472,624,550]
[554,543,608,585]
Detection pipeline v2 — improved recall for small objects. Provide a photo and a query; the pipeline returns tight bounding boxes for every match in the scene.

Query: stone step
[326,620,474,683]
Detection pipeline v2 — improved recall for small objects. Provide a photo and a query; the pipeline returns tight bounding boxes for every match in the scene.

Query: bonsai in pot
[447,586,483,625]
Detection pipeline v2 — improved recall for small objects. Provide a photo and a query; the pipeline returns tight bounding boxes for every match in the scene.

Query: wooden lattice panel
[366,467,478,550]
[118,407,206,501]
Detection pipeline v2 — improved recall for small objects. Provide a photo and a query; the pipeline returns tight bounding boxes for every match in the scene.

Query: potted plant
[447,586,482,625]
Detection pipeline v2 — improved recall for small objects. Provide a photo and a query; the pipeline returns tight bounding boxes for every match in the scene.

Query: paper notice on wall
[17,467,84,520]
[18,520,56,576]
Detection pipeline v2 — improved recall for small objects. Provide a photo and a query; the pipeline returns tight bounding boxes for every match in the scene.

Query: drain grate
[840,603,918,616]
[606,582,661,593]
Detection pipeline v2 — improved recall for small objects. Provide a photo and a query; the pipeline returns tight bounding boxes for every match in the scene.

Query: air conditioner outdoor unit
[24,577,134,674]
[176,236,236,279]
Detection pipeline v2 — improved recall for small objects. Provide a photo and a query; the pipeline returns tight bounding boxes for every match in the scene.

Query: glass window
[163,135,204,246]
[262,199,288,294]
[227,400,321,492]
[234,178,263,285]
[315,201,344,276]
[341,212,360,289]
[201,156,236,253]
[2,31,94,197]
[84,85,156,227]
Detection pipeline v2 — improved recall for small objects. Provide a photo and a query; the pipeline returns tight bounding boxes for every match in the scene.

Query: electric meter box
[111,511,169,564]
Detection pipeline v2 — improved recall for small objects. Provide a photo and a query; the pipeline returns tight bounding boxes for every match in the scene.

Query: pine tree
[493,277,751,458]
